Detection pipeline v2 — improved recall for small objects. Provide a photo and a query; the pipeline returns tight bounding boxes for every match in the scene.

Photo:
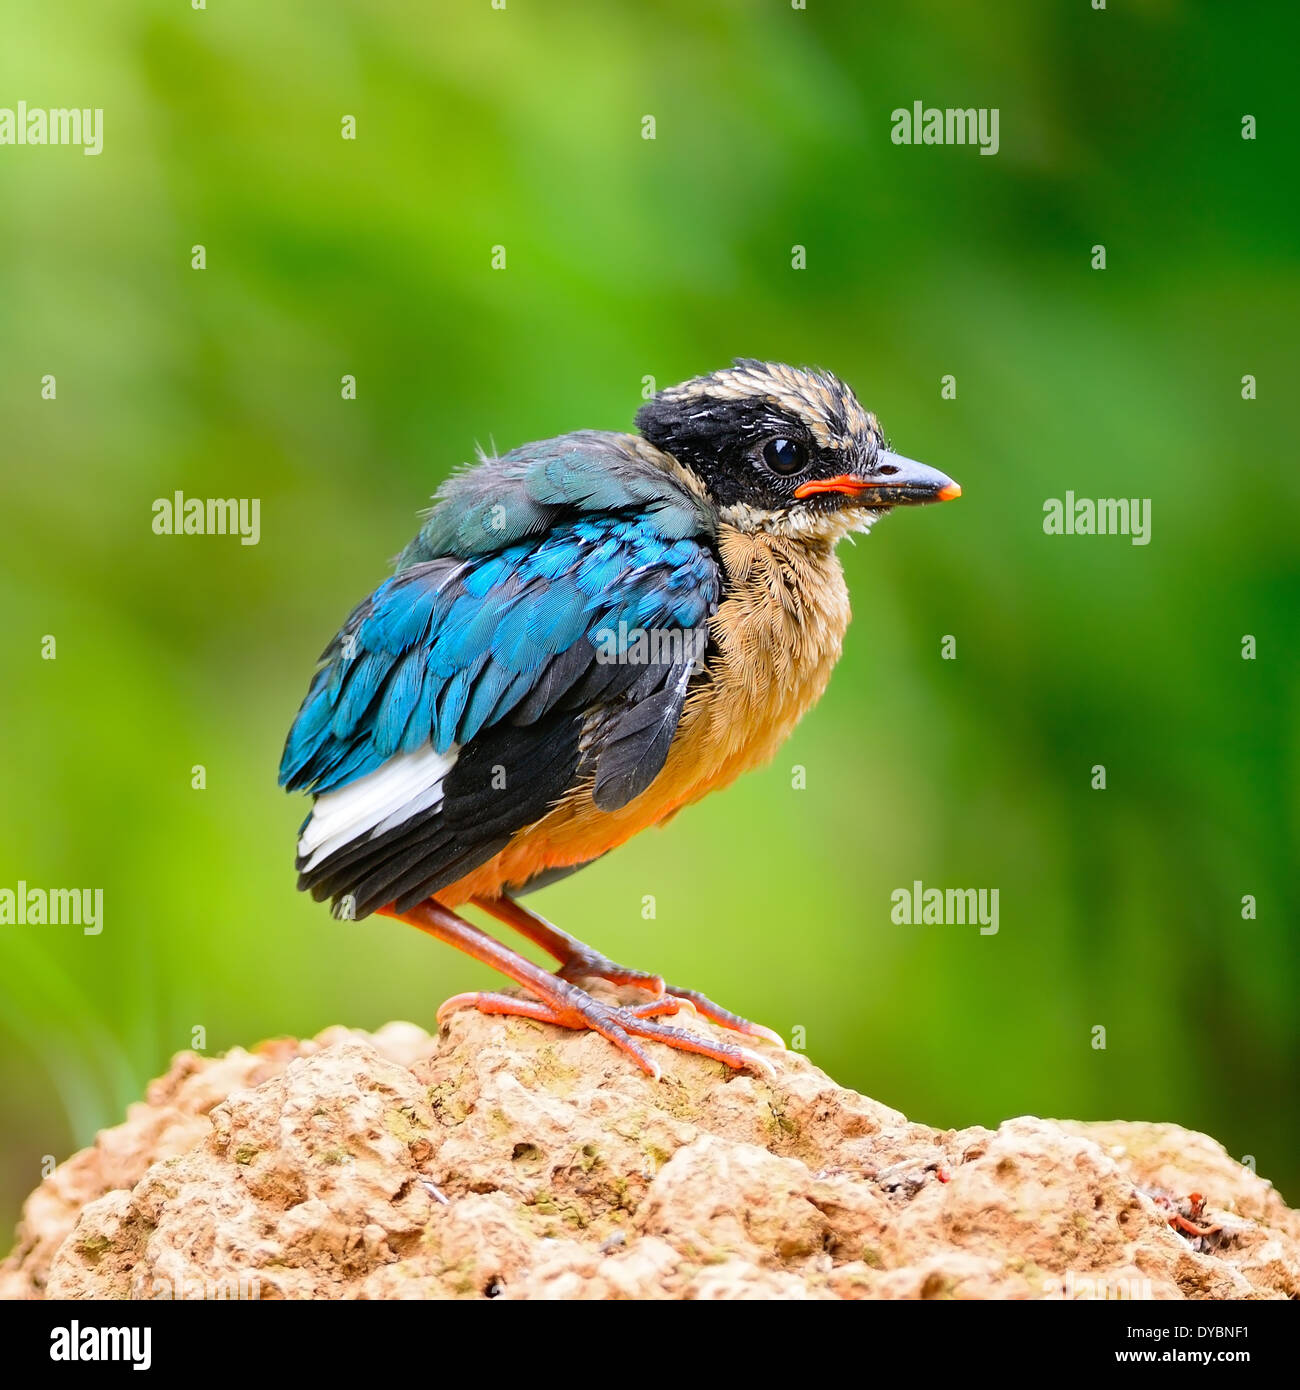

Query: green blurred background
[2,0,1297,1239]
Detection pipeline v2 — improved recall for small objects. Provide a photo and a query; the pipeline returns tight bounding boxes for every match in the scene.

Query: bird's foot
[554,946,665,996]
[553,950,785,1050]
[437,982,777,1082]
[463,895,785,1063]
[658,983,786,1049]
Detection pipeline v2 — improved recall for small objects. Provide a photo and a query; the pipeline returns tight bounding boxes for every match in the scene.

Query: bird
[280,360,960,1079]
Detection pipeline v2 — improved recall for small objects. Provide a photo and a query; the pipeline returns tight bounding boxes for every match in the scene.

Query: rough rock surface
[3,1001,1297,1300]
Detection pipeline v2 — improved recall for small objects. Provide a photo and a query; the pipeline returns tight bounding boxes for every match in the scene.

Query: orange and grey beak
[793,450,961,507]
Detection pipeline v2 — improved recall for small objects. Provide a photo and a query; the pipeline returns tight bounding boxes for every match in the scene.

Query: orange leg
[473,894,666,992]
[473,894,785,1050]
[378,898,776,1081]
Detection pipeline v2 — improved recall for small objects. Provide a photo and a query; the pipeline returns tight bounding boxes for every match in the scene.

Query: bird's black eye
[761,437,807,475]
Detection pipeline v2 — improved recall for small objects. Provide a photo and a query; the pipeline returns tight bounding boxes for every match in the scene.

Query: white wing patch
[298,743,459,871]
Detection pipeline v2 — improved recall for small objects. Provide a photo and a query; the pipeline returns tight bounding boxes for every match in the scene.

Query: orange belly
[439,525,853,907]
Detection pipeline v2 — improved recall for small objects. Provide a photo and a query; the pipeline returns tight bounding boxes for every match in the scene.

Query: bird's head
[635,359,960,540]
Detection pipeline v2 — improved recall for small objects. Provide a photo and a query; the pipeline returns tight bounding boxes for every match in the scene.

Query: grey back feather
[399,431,714,569]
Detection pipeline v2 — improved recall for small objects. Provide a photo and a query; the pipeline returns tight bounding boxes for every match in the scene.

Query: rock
[2,1001,1296,1300]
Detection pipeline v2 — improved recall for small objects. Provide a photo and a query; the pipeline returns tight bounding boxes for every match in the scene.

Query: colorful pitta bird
[280,361,960,1078]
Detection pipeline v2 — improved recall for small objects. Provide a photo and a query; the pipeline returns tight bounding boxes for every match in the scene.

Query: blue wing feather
[280,506,719,798]
[280,431,722,914]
